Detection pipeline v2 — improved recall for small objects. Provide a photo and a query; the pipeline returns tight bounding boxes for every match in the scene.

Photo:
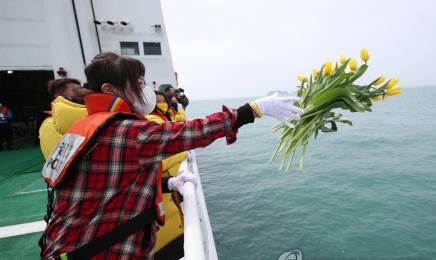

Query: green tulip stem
[269,141,282,164]
[285,150,296,172]
[299,143,308,172]
[278,154,287,171]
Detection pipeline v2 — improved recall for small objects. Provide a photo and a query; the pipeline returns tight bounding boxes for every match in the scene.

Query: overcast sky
[160,0,436,100]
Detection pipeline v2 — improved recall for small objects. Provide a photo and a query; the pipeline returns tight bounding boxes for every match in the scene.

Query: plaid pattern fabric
[41,106,238,259]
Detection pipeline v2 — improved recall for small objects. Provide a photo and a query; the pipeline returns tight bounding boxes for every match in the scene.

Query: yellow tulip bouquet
[270,48,402,172]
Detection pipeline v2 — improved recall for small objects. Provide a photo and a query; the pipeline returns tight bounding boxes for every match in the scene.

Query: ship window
[143,42,162,55]
[120,42,140,55]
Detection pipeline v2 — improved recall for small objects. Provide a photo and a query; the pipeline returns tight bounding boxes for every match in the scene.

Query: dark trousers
[0,123,12,150]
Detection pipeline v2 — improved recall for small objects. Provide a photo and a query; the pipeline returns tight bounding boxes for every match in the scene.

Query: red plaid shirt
[41,106,239,259]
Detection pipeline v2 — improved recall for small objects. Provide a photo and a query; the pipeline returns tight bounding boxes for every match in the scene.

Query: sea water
[187,86,436,260]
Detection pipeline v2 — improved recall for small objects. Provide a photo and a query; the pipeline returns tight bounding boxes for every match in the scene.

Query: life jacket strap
[51,208,155,260]
[44,184,54,224]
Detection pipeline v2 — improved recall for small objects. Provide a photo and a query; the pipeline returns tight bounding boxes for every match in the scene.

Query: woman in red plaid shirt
[40,52,303,260]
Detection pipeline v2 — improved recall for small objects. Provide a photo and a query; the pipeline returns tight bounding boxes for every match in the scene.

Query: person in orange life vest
[175,88,189,110]
[0,102,13,151]
[39,53,197,260]
[40,52,304,260]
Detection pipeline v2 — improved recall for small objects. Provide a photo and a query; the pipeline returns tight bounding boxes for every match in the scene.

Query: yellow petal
[297,75,308,82]
[349,58,357,71]
[388,86,401,92]
[322,61,333,76]
[372,76,385,86]
[342,117,350,120]
[312,69,318,80]
[387,90,402,96]
[302,88,306,94]
[339,54,346,64]
[386,78,399,90]
[387,86,402,96]
[372,95,382,101]
[360,48,369,62]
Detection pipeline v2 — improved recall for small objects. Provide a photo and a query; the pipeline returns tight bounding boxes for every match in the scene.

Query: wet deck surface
[0,143,46,258]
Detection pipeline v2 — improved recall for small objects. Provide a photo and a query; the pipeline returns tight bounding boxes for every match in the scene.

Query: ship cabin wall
[90,0,177,91]
[1,0,177,135]
[1,0,56,122]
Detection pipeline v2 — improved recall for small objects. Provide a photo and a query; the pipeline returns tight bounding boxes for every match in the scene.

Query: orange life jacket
[42,93,165,225]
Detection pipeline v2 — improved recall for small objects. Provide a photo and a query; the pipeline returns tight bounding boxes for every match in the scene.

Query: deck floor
[0,143,47,258]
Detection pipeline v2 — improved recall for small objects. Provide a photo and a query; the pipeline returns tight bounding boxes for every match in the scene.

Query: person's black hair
[164,86,174,93]
[49,78,81,100]
[84,52,146,108]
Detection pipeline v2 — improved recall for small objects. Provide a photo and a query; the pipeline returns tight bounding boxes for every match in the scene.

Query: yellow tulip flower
[312,69,318,80]
[372,95,382,101]
[342,117,350,121]
[349,58,357,71]
[322,61,333,76]
[302,88,306,94]
[339,54,346,64]
[360,48,369,63]
[386,78,399,90]
[297,75,308,82]
[372,76,385,86]
[386,86,402,96]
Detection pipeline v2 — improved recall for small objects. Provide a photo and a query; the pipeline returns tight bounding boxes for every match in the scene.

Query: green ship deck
[0,141,47,259]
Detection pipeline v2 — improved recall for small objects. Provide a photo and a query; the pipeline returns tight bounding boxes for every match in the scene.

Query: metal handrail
[179,159,218,260]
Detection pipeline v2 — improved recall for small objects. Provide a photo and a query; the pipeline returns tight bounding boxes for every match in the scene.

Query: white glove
[187,150,196,163]
[177,103,183,109]
[167,170,198,195]
[254,92,304,128]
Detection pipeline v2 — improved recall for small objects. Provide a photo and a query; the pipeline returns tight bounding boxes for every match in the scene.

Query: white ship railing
[179,159,218,260]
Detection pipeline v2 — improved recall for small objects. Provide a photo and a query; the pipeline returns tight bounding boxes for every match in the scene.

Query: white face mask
[179,92,184,97]
[133,85,156,115]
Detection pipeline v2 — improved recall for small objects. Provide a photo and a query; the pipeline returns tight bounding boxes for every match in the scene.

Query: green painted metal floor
[0,142,46,259]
